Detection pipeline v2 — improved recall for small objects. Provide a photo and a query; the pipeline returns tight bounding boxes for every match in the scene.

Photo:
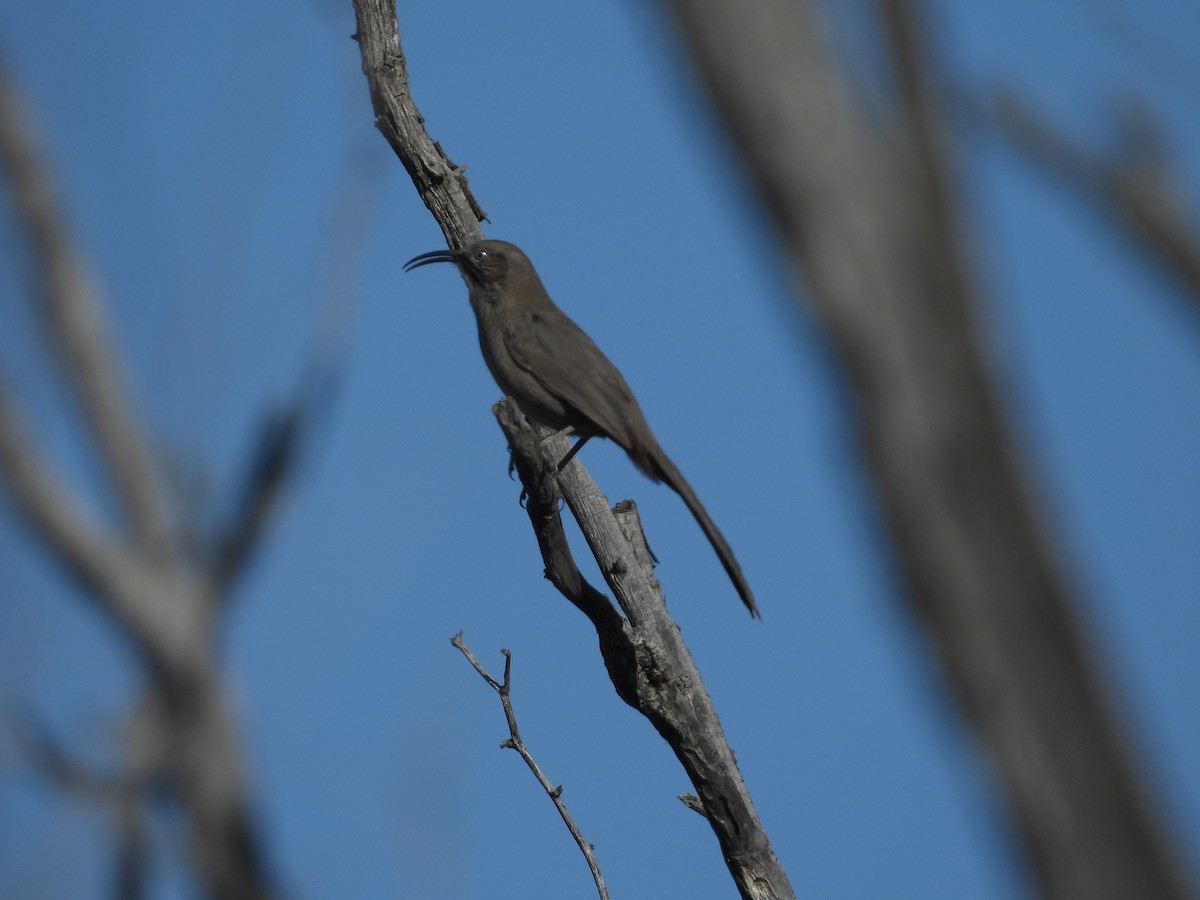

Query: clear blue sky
[1,1,1198,897]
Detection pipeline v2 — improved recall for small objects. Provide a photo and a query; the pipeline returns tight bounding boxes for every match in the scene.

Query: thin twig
[451,633,609,900]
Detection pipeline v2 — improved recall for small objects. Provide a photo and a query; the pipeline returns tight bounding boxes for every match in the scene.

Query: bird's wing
[503,308,642,445]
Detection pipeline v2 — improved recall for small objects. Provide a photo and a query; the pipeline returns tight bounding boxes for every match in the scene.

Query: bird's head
[403,239,529,288]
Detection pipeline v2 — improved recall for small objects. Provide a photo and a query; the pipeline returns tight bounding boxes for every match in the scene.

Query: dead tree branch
[663,0,1192,896]
[451,635,610,900]
[495,402,790,899]
[350,0,485,253]
[0,66,273,899]
[350,4,792,896]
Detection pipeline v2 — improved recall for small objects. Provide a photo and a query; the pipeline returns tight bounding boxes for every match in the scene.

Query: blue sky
[1,1,1198,897]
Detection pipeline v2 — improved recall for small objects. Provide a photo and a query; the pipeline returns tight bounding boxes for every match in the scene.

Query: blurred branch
[0,67,170,558]
[664,0,1192,897]
[0,67,273,899]
[17,713,147,807]
[16,715,152,900]
[877,0,977,299]
[1,362,269,900]
[213,123,365,598]
[213,397,308,595]
[350,4,792,896]
[992,91,1200,323]
[451,635,609,900]
[0,391,162,650]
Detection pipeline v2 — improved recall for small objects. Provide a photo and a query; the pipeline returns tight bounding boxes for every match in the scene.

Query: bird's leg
[524,426,573,477]
[543,425,576,444]
[554,434,591,473]
[537,425,582,471]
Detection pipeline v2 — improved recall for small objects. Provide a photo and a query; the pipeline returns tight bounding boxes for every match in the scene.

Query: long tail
[638,444,759,618]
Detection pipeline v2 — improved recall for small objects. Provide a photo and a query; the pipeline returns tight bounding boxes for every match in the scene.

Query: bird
[404,238,758,617]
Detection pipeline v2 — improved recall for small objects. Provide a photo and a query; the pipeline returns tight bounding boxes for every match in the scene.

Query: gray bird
[404,238,758,617]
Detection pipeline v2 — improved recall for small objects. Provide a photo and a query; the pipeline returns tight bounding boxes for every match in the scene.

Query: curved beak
[403,249,460,273]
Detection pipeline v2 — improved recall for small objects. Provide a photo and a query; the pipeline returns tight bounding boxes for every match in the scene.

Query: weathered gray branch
[494,403,792,899]
[664,0,1192,897]
[351,0,485,252]
[350,3,792,896]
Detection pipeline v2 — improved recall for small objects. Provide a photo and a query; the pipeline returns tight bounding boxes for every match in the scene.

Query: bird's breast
[474,309,575,431]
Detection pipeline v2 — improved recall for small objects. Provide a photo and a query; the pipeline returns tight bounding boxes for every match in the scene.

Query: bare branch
[0,383,217,676]
[17,714,142,806]
[493,402,626,638]
[877,0,978,302]
[1,378,271,898]
[664,0,1192,896]
[153,666,272,900]
[0,66,273,900]
[2,385,271,897]
[496,402,793,900]
[452,634,609,900]
[350,0,486,252]
[0,67,170,557]
[349,6,792,895]
[0,387,125,596]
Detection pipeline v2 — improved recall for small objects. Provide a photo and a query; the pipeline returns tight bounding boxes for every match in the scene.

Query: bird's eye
[475,249,489,261]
